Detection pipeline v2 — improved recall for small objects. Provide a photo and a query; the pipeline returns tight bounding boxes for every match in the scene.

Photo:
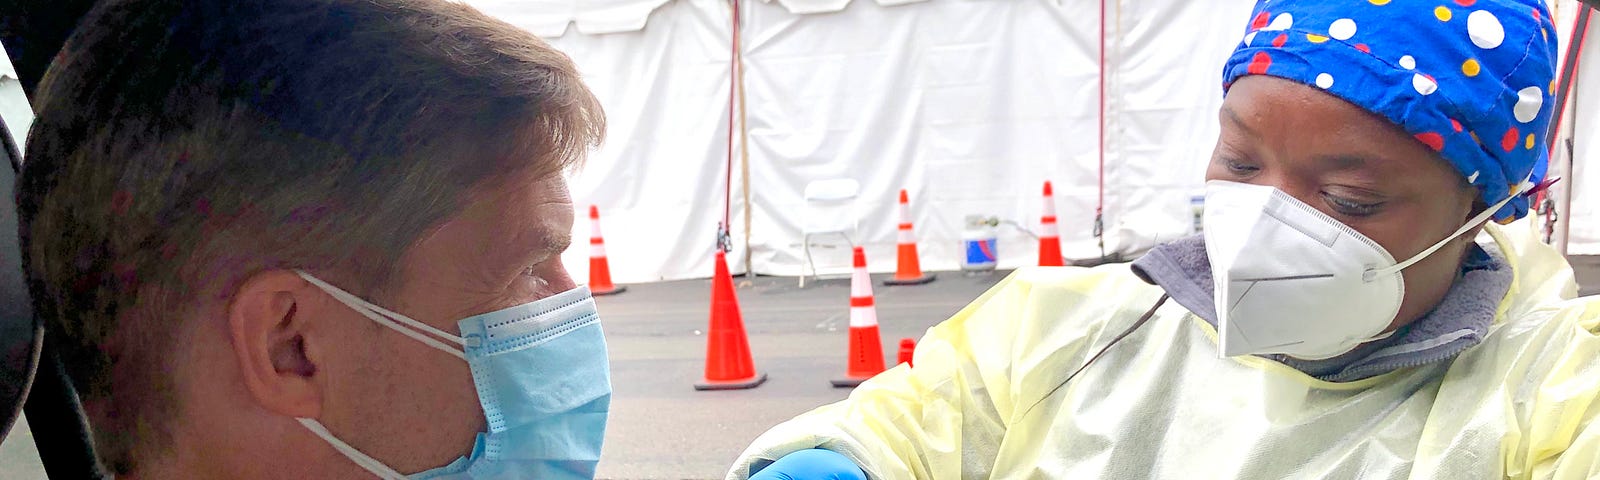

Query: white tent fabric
[536,0,741,283]
[0,50,29,152]
[759,0,928,15]
[1104,0,1257,259]
[1547,0,1597,254]
[1562,37,1599,255]
[741,0,1252,277]
[464,0,673,36]
[466,0,1287,282]
[741,0,1106,277]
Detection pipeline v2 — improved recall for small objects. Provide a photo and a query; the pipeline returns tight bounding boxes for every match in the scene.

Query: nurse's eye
[1322,193,1384,217]
[1223,158,1260,176]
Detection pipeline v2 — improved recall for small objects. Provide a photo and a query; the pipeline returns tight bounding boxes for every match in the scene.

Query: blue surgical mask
[293,271,611,479]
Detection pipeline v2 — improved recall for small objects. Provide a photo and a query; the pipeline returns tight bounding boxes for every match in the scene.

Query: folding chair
[799,179,859,288]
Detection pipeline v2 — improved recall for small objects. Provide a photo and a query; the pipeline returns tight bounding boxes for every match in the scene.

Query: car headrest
[0,87,40,441]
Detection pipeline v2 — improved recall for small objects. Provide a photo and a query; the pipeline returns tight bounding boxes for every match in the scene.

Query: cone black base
[592,285,628,296]
[883,273,936,286]
[830,377,869,388]
[695,372,768,391]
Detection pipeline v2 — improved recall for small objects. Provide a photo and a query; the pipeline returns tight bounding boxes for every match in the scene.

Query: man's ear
[229,269,322,418]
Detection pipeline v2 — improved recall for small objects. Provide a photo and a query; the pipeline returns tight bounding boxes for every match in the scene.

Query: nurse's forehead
[1223,77,1397,136]
[1222,77,1454,178]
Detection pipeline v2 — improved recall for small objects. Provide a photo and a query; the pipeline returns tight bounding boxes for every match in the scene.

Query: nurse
[730,0,1600,478]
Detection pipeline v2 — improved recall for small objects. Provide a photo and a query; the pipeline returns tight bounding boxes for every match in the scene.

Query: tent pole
[1095,0,1107,260]
[720,0,741,256]
[1551,3,1591,254]
[738,1,753,275]
[1549,4,1589,153]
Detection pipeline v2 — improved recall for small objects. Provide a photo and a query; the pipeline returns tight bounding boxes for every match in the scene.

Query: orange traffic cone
[883,189,936,286]
[695,250,768,391]
[897,338,916,367]
[1038,181,1065,267]
[588,206,627,296]
[832,247,888,388]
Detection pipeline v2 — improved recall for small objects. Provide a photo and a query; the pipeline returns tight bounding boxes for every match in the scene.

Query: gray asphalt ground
[594,270,1007,478]
[1574,255,1600,297]
[3,258,1599,479]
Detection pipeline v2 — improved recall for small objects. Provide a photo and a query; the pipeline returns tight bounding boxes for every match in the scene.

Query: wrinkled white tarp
[542,0,741,282]
[463,0,673,36]
[759,0,928,15]
[463,0,937,34]
[488,0,1261,282]
[1553,0,1600,254]
[0,49,30,152]
[490,0,1600,282]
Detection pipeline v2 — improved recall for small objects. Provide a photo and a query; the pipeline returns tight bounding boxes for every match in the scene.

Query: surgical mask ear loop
[297,419,409,480]
[294,270,469,359]
[1366,187,1521,280]
[291,271,475,479]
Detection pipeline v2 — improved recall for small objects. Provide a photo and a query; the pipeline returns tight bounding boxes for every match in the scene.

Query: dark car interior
[1,1,123,478]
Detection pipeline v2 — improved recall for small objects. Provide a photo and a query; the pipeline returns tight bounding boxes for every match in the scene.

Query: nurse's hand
[749,449,867,480]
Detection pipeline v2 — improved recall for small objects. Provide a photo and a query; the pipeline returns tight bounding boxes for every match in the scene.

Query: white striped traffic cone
[832,246,888,388]
[1038,181,1064,267]
[588,206,626,295]
[884,189,936,286]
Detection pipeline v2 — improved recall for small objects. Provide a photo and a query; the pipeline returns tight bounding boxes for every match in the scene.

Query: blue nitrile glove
[749,449,867,480]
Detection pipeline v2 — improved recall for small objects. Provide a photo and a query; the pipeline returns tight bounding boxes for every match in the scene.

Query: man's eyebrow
[530,225,573,258]
[1222,106,1261,139]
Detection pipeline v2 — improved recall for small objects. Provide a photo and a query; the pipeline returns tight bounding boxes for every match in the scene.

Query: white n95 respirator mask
[1202,180,1518,360]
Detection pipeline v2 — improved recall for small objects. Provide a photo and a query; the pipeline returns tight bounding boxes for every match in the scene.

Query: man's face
[311,171,578,473]
[1206,75,1480,333]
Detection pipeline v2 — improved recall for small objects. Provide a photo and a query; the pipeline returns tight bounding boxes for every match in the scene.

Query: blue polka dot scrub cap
[1222,0,1559,222]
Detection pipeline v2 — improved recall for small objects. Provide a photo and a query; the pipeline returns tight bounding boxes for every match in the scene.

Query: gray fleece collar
[1130,235,1511,383]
